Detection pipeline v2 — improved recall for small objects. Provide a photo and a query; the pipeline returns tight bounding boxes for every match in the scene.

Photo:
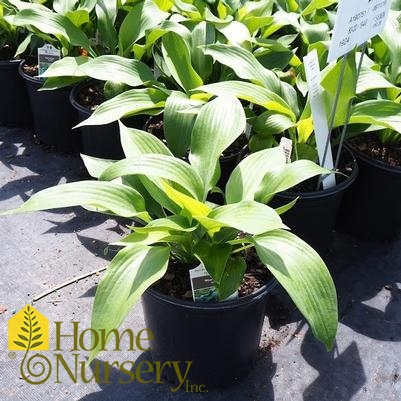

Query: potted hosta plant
[337,9,401,240]
[0,0,32,126]
[6,0,98,151]
[1,95,337,388]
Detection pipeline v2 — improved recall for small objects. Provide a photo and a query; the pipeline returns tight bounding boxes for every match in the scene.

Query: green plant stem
[232,244,254,254]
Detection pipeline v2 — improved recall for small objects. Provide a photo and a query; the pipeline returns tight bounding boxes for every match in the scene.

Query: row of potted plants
[1,0,401,389]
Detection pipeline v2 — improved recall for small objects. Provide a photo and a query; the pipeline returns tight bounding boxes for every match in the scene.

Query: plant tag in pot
[280,137,293,163]
[304,49,336,189]
[38,44,61,76]
[189,264,237,303]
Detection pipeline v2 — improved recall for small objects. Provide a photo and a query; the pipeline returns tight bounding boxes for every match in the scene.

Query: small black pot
[70,81,147,159]
[0,59,32,127]
[336,143,401,240]
[271,148,358,254]
[142,278,277,389]
[18,61,79,152]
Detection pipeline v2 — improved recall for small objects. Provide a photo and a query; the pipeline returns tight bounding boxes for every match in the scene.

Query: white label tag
[328,0,391,63]
[189,264,238,302]
[189,264,218,303]
[37,44,60,75]
[304,50,336,189]
[279,137,293,163]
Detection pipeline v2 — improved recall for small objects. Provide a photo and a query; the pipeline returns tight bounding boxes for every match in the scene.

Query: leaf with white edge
[226,147,286,204]
[119,122,172,158]
[133,216,196,233]
[76,88,167,127]
[189,95,246,196]
[197,81,295,120]
[0,181,149,220]
[99,154,204,200]
[253,230,338,350]
[89,244,170,363]
[256,160,331,203]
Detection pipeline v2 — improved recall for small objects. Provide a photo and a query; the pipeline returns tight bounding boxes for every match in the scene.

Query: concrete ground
[0,126,400,401]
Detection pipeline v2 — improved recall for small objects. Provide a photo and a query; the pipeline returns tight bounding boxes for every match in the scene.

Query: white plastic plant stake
[304,49,336,189]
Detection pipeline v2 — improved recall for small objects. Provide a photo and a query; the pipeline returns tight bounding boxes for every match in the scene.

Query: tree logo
[8,305,51,384]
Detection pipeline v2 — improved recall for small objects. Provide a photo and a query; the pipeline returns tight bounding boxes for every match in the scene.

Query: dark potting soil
[349,133,401,168]
[76,83,105,111]
[153,249,272,301]
[288,149,355,193]
[146,116,247,158]
[21,59,39,76]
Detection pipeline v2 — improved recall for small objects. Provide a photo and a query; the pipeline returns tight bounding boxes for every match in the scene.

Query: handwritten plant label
[304,49,336,189]
[328,0,391,63]
[38,44,60,75]
[279,137,293,163]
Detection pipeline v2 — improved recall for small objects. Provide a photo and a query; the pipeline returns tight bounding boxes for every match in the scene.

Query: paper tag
[189,264,218,303]
[37,44,61,75]
[279,137,293,163]
[189,264,238,303]
[304,50,336,189]
[328,0,391,63]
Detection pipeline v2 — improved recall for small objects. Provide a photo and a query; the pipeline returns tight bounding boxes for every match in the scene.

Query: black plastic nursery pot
[336,143,401,240]
[18,61,79,152]
[0,59,32,127]
[70,81,147,160]
[271,148,358,254]
[142,278,277,389]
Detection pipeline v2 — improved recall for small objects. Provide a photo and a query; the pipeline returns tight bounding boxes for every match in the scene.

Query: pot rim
[69,78,98,114]
[345,141,401,174]
[144,276,277,311]
[0,58,22,67]
[277,146,359,200]
[18,59,44,84]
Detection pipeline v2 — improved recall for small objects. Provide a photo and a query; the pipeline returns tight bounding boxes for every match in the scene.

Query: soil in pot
[71,81,148,159]
[0,46,32,127]
[19,60,79,152]
[270,147,358,255]
[142,251,276,389]
[336,134,401,240]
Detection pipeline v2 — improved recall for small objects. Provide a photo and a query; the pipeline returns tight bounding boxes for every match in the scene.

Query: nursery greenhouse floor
[1,126,401,401]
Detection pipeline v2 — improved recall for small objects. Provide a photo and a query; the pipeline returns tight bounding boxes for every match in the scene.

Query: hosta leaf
[191,21,215,81]
[95,0,118,52]
[202,44,281,92]
[89,244,170,363]
[76,88,167,127]
[189,95,246,196]
[164,92,200,157]
[161,32,203,93]
[11,8,90,50]
[76,56,155,87]
[99,154,204,200]
[119,123,172,158]
[197,81,295,120]
[350,100,401,134]
[0,181,149,220]
[226,147,287,204]
[253,230,338,350]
